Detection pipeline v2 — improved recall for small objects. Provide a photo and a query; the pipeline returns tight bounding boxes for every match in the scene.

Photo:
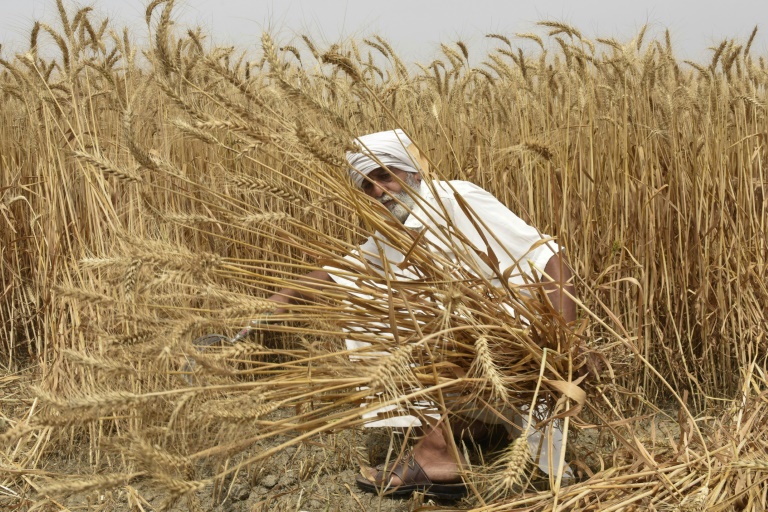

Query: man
[266,129,578,498]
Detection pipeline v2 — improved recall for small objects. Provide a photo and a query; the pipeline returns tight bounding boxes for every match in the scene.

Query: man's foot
[355,452,467,499]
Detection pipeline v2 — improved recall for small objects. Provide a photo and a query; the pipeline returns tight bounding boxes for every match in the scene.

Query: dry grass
[1,1,767,510]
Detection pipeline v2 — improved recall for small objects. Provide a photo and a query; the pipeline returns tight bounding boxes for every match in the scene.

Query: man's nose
[369,182,385,198]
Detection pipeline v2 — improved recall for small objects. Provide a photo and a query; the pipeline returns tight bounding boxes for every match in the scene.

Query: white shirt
[339,180,560,289]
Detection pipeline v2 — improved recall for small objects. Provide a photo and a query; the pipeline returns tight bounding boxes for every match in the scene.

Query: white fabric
[346,129,421,188]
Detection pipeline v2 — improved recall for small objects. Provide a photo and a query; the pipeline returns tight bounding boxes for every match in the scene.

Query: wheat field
[1,0,767,510]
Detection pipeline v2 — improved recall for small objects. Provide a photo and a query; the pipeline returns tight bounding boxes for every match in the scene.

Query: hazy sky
[2,0,767,63]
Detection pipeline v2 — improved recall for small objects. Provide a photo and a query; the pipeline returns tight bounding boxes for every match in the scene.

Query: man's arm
[542,253,577,324]
[267,269,332,314]
[542,253,603,380]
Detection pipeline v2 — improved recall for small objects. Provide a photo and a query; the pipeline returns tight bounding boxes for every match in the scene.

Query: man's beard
[378,173,420,223]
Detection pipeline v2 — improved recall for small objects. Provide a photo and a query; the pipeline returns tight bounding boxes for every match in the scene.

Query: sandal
[355,454,467,499]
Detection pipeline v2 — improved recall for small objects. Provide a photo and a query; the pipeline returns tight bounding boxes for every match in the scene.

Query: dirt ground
[1,396,635,512]
[0,370,616,511]
[13,427,493,512]
[0,373,624,512]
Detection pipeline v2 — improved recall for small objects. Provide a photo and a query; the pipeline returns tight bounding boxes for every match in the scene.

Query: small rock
[307,499,323,510]
[261,474,278,489]
[278,474,295,487]
[232,484,250,501]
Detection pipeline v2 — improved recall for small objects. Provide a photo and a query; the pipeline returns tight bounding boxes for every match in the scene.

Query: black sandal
[355,454,467,499]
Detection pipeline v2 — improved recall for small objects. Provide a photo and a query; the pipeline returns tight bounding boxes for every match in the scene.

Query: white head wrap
[346,129,421,188]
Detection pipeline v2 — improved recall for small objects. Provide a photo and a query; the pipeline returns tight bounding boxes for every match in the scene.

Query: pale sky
[2,0,767,64]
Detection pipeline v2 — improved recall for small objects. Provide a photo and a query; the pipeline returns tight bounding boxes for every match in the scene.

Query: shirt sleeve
[450,183,561,283]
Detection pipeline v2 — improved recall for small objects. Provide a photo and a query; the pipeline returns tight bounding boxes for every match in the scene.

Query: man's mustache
[377,190,408,205]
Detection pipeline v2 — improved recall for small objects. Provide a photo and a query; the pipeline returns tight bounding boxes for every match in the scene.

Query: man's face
[360,167,420,223]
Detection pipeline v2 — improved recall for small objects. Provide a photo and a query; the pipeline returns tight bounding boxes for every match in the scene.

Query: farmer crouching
[266,129,579,498]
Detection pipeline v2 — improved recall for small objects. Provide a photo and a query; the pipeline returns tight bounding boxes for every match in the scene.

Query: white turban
[346,129,421,188]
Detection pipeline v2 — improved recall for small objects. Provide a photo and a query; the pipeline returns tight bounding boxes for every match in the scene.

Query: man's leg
[515,405,574,482]
[454,401,575,484]
[359,421,466,486]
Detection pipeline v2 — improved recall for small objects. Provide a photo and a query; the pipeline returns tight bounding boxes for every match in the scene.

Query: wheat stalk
[38,472,142,499]
[484,435,531,501]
